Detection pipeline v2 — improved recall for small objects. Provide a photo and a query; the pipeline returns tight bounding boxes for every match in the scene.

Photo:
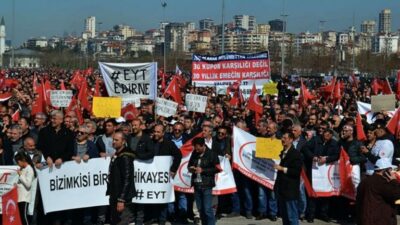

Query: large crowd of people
[1,67,400,225]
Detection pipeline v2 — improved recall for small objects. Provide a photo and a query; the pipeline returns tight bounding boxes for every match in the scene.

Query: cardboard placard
[255,137,283,159]
[92,97,122,118]
[371,94,396,112]
[50,90,73,107]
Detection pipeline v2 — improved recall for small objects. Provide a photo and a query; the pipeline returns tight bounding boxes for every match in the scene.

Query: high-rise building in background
[378,9,391,34]
[0,16,5,66]
[0,17,5,56]
[85,16,96,38]
[165,23,189,53]
[234,15,256,31]
[361,20,376,34]
[269,19,285,32]
[199,18,214,30]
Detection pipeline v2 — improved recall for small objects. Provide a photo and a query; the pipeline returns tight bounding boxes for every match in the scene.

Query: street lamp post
[161,1,167,73]
[221,0,225,54]
[281,14,288,78]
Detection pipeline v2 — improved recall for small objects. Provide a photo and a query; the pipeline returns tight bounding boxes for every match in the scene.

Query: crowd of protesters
[0,67,400,225]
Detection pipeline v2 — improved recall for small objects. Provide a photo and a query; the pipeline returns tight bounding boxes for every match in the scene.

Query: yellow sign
[92,97,122,118]
[255,137,283,159]
[262,82,278,95]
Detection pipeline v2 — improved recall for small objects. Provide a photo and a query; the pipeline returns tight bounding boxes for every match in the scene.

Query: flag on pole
[2,187,22,225]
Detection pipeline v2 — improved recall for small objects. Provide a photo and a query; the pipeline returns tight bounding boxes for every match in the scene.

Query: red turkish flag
[11,110,20,122]
[60,80,66,90]
[93,79,101,97]
[299,79,315,106]
[381,78,393,95]
[247,83,263,114]
[121,104,139,120]
[387,108,400,137]
[42,80,52,107]
[371,78,382,95]
[78,80,91,112]
[339,148,356,200]
[2,187,22,225]
[180,133,203,157]
[356,113,367,142]
[164,77,182,104]
[70,70,84,88]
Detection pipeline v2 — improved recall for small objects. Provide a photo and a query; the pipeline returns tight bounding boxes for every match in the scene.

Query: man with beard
[149,124,182,225]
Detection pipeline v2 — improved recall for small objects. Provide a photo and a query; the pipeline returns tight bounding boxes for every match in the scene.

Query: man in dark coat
[274,132,303,225]
[151,124,182,225]
[356,158,400,225]
[106,132,135,225]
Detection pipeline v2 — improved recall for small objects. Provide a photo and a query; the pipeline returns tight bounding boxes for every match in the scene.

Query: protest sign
[92,97,122,118]
[122,97,141,107]
[185,94,207,113]
[192,52,270,98]
[50,90,73,107]
[255,137,282,159]
[262,82,278,95]
[311,162,340,197]
[371,94,396,112]
[173,155,237,195]
[37,158,110,214]
[233,127,279,190]
[99,62,157,100]
[132,156,175,203]
[155,98,178,118]
[0,166,19,213]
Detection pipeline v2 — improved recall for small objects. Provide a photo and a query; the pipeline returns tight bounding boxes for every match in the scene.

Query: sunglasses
[218,132,226,135]
[77,131,87,135]
[174,129,183,132]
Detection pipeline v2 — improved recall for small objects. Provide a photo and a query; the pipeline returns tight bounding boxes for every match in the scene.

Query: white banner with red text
[191,52,270,97]
[173,155,237,195]
[232,126,279,190]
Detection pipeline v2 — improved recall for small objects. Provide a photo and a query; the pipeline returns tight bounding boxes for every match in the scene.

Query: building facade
[85,16,96,38]
[378,9,391,34]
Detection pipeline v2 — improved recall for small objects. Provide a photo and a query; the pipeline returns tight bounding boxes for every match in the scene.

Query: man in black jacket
[302,128,340,222]
[274,132,303,225]
[188,137,221,225]
[151,124,182,225]
[107,131,135,225]
[37,110,74,168]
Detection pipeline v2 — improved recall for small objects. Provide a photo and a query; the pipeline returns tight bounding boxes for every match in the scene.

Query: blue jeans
[297,180,307,216]
[194,187,215,225]
[168,192,188,216]
[258,185,278,216]
[278,196,299,225]
[231,192,241,213]
[241,176,254,214]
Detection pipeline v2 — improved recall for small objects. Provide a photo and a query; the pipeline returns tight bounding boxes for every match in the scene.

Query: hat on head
[115,117,126,123]
[374,158,397,171]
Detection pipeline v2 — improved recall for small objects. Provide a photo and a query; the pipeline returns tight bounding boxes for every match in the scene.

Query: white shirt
[205,137,213,149]
[365,139,394,175]
[17,165,35,203]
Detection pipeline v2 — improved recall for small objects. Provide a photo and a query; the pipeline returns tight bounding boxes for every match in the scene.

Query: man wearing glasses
[165,122,189,224]
[71,124,99,225]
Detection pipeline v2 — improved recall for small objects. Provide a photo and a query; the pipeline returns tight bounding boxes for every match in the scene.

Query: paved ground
[143,215,400,225]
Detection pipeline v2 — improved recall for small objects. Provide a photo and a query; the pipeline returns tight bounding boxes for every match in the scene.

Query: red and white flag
[164,77,182,104]
[2,187,22,225]
[387,108,400,137]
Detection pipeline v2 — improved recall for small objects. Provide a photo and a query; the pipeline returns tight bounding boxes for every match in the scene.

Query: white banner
[37,158,110,214]
[156,98,178,118]
[0,166,19,213]
[99,62,157,100]
[132,156,175,204]
[185,94,207,113]
[311,162,340,197]
[50,90,73,108]
[173,155,236,195]
[232,126,279,190]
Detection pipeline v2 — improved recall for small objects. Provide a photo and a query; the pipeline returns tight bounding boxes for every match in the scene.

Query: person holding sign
[106,131,135,225]
[274,132,303,225]
[188,137,221,225]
